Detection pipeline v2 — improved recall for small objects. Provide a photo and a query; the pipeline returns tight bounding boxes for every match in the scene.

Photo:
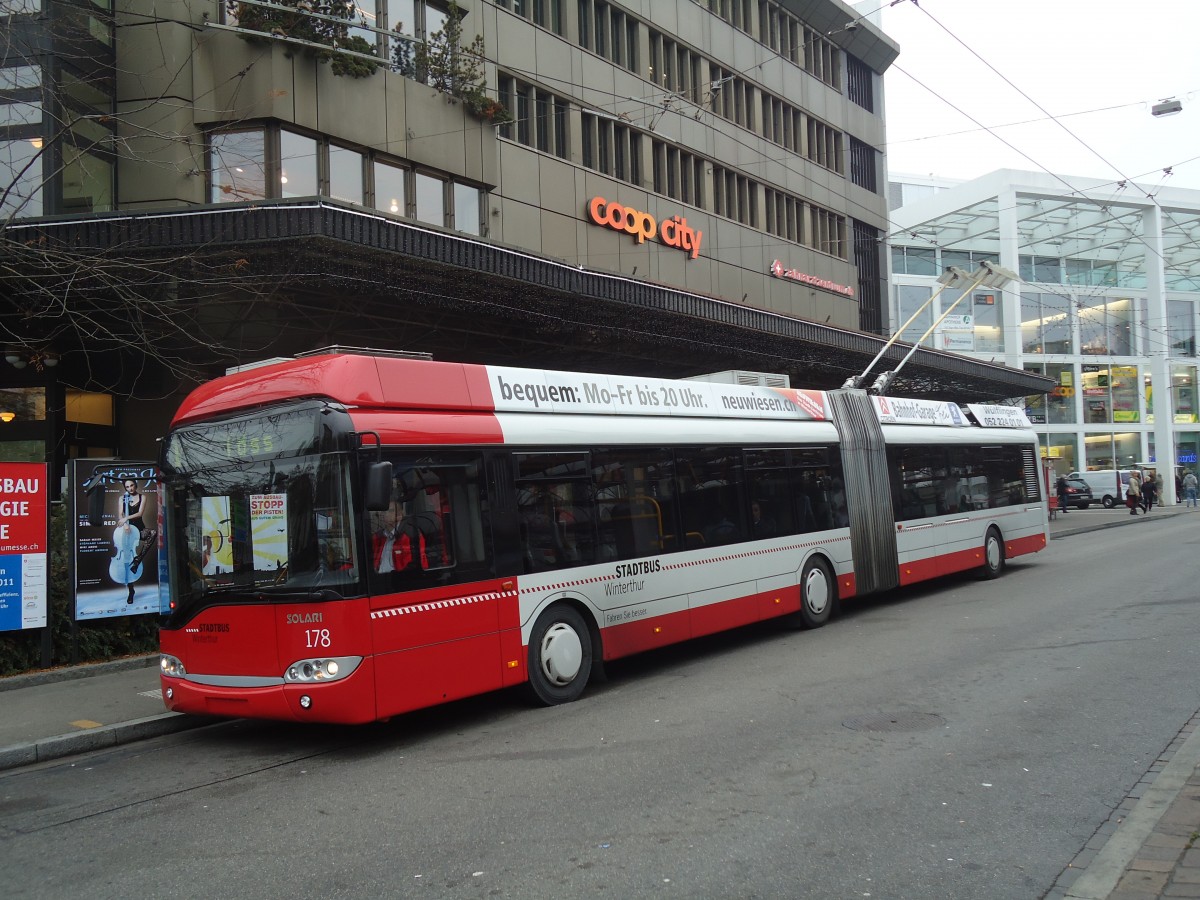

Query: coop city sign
[586,197,704,259]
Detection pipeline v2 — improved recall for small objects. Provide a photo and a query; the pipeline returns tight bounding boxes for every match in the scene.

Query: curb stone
[0,712,218,772]
[0,653,158,693]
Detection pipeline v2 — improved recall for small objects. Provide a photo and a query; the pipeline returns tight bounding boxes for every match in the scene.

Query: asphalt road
[3,515,1199,899]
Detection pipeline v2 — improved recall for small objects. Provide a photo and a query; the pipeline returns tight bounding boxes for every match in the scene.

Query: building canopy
[2,201,1050,402]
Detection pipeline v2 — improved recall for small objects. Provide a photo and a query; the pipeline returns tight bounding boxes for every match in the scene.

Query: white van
[1069,469,1139,508]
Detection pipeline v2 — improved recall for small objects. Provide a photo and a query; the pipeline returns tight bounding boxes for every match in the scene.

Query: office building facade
[1,0,1050,482]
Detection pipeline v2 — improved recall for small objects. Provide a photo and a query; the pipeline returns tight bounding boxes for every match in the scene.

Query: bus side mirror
[365,461,393,511]
[86,484,106,527]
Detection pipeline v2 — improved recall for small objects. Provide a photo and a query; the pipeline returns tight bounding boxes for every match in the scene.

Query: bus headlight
[283,656,362,684]
[160,654,186,677]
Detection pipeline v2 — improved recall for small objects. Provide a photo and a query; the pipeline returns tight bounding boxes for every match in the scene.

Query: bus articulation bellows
[155,351,1047,723]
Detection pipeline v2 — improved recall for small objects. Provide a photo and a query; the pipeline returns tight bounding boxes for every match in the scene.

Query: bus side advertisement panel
[484,365,827,421]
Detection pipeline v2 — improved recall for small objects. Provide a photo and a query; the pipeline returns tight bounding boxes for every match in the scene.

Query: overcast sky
[873,0,1200,191]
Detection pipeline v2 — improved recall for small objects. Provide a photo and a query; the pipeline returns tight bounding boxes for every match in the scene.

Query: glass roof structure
[890,170,1200,293]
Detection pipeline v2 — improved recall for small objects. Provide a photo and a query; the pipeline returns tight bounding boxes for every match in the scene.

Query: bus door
[889,444,951,583]
[365,450,513,716]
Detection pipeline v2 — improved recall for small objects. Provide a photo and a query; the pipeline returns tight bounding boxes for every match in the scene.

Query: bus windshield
[161,403,363,616]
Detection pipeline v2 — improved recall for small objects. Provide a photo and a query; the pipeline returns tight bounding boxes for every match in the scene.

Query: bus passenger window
[514,453,595,572]
[674,447,745,549]
[592,449,676,559]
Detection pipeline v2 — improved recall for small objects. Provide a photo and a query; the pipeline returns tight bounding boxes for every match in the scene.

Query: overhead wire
[887,2,1200,278]
[881,0,1200,360]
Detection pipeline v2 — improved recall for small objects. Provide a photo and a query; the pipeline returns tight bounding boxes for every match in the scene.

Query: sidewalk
[0,655,213,770]
[2,506,1198,899]
[1042,502,1200,899]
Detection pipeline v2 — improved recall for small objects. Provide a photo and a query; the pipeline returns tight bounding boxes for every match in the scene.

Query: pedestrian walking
[1141,473,1157,512]
[1055,474,1070,515]
[1184,470,1198,508]
[1126,471,1142,515]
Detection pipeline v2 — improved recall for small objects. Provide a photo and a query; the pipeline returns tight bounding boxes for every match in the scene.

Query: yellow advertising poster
[201,496,234,576]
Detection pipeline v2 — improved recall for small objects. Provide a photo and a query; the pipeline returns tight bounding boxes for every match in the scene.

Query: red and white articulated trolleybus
[156,349,1047,723]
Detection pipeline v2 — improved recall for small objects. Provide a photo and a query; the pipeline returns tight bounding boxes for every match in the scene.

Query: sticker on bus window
[201,496,234,576]
[250,493,288,574]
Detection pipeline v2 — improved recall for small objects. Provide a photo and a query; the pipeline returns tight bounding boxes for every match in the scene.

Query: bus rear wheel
[980,527,1005,580]
[793,557,835,629]
[527,604,593,706]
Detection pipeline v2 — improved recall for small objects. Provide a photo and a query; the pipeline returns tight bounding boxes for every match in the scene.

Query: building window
[1078,296,1133,356]
[382,0,449,72]
[803,25,840,89]
[1021,292,1072,355]
[1169,298,1196,357]
[696,0,753,36]
[414,170,445,225]
[579,0,635,70]
[942,249,995,272]
[651,140,702,205]
[0,139,43,217]
[971,288,1004,352]
[896,284,934,346]
[891,246,937,276]
[846,54,873,112]
[1041,363,1078,425]
[208,127,484,235]
[0,0,43,13]
[280,130,319,198]
[328,145,365,204]
[0,65,41,91]
[452,181,481,235]
[647,29,702,99]
[1080,365,1140,425]
[764,189,800,243]
[210,128,267,202]
[806,117,842,174]
[712,165,757,227]
[580,112,642,187]
[848,137,877,193]
[496,0,563,34]
[60,146,112,213]
[813,205,846,259]
[1020,254,1062,283]
[1171,364,1197,425]
[373,159,406,215]
[497,72,570,159]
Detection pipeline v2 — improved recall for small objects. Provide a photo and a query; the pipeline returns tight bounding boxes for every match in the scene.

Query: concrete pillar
[997,187,1021,369]
[1143,204,1176,504]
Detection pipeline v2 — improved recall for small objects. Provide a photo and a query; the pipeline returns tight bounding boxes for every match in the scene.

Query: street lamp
[1152,98,1182,117]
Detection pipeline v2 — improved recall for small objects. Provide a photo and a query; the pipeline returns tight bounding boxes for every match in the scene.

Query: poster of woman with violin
[70,459,162,621]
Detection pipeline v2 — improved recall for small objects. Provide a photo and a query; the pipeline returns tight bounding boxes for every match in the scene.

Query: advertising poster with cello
[70,459,161,620]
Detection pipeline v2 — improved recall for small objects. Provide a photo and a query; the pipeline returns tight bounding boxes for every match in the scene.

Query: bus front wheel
[527,604,593,706]
[980,527,1005,580]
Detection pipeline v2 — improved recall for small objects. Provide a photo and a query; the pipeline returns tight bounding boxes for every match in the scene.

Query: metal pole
[850,277,959,386]
[882,272,992,385]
